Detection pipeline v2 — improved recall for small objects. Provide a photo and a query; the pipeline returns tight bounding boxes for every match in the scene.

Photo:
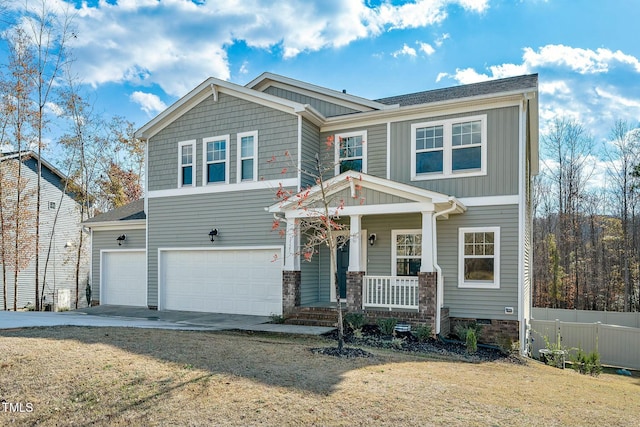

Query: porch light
[116,234,126,246]
[208,229,219,242]
[368,233,377,246]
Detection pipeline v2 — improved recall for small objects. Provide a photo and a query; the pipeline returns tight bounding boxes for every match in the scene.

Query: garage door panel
[102,251,146,307]
[160,249,282,316]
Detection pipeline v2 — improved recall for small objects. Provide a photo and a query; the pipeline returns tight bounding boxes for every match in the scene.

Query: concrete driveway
[0,305,333,335]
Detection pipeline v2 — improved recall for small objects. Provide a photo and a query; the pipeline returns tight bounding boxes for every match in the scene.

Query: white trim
[178,140,196,188]
[518,99,526,353]
[457,195,519,206]
[458,227,500,289]
[237,130,258,183]
[157,245,284,311]
[89,228,93,302]
[391,229,422,276]
[334,130,367,175]
[386,121,391,180]
[84,220,146,230]
[202,135,230,185]
[411,114,487,181]
[297,115,302,192]
[99,249,147,307]
[330,230,367,302]
[148,177,298,198]
[284,202,436,218]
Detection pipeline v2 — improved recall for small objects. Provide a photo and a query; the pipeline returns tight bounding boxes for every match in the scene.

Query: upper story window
[458,227,500,289]
[237,131,258,182]
[411,115,486,181]
[203,135,229,184]
[335,130,367,175]
[178,140,196,187]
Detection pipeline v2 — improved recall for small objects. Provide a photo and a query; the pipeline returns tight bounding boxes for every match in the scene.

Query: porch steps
[285,307,339,328]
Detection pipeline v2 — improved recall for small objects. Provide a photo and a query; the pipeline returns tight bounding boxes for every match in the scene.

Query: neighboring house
[87,73,539,351]
[0,151,90,310]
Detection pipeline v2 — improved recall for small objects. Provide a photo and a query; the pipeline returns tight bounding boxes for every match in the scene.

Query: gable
[263,85,361,117]
[331,186,415,207]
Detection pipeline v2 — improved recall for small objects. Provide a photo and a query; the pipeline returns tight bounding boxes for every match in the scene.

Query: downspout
[433,198,459,336]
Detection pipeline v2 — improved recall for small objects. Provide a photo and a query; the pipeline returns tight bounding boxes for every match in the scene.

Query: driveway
[0,305,333,335]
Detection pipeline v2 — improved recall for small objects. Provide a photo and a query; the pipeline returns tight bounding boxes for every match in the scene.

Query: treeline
[534,118,640,312]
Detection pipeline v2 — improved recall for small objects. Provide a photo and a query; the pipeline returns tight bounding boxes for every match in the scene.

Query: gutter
[432,198,459,336]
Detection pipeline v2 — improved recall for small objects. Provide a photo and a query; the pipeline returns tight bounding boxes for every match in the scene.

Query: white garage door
[101,250,147,307]
[160,248,282,316]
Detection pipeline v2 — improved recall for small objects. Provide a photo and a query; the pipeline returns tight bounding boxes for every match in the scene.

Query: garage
[159,248,282,316]
[101,250,147,307]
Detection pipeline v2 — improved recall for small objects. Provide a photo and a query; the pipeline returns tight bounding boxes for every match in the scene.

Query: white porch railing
[363,276,419,310]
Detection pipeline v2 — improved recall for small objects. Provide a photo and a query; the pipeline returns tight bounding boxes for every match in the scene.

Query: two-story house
[86,73,538,351]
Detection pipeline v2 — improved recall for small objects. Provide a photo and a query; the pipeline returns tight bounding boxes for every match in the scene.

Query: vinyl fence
[532,308,640,328]
[529,318,640,370]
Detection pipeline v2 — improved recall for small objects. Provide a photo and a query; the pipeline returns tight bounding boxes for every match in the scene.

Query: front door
[336,243,349,299]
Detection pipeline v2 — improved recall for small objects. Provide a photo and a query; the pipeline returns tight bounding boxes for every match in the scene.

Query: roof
[1,150,69,184]
[84,199,145,224]
[375,74,538,107]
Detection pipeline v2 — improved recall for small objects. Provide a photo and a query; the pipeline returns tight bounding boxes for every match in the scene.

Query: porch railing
[363,276,419,310]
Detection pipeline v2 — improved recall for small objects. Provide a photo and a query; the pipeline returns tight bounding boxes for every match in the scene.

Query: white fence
[529,319,640,370]
[363,276,419,310]
[532,307,640,328]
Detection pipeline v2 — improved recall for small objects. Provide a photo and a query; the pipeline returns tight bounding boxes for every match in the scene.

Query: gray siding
[363,214,421,276]
[389,106,520,197]
[300,255,319,305]
[148,92,298,192]
[147,189,285,307]
[263,86,361,117]
[90,227,146,303]
[332,187,413,207]
[0,158,89,310]
[300,118,320,189]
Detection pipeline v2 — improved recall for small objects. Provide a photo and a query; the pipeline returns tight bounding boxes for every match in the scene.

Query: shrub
[466,329,478,354]
[343,312,366,331]
[570,347,602,376]
[454,322,483,342]
[377,318,398,336]
[269,313,285,324]
[497,334,515,355]
[414,324,433,342]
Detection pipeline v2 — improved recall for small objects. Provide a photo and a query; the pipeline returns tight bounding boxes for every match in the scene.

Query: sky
[2,0,640,164]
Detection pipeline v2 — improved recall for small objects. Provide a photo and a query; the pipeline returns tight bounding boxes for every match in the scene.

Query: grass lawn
[0,327,638,426]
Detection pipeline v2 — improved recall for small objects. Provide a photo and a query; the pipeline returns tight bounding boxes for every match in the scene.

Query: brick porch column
[282,271,301,315]
[418,271,437,334]
[346,271,364,312]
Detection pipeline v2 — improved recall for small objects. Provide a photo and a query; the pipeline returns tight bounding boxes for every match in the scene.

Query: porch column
[420,211,434,272]
[348,214,362,272]
[284,217,300,271]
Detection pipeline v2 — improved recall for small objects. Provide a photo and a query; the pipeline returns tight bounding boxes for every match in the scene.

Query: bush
[570,348,602,376]
[377,318,398,336]
[269,313,285,324]
[497,334,515,355]
[454,322,483,342]
[343,312,366,331]
[466,329,478,354]
[414,324,433,342]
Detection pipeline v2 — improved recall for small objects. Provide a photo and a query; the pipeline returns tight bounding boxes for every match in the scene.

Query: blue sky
[3,0,640,151]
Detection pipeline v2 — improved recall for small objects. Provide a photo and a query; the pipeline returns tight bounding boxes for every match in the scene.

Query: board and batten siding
[148,92,298,192]
[146,189,286,307]
[91,228,146,303]
[390,106,520,198]
[263,86,361,117]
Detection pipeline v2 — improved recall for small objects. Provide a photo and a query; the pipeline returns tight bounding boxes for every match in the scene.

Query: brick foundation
[346,271,364,312]
[148,305,158,310]
[440,307,450,337]
[450,317,519,344]
[282,270,301,315]
[90,300,100,307]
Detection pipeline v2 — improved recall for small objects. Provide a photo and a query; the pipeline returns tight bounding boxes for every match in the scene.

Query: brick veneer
[282,271,301,315]
[346,271,364,311]
[418,272,437,334]
[450,317,519,344]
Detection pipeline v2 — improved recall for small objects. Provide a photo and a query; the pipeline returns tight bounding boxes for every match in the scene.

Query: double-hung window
[178,140,196,187]
[458,227,500,289]
[335,130,367,175]
[237,131,257,182]
[392,230,421,276]
[411,115,486,180]
[203,135,229,184]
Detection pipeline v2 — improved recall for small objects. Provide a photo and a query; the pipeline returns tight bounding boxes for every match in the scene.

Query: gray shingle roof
[84,199,145,223]
[374,74,538,107]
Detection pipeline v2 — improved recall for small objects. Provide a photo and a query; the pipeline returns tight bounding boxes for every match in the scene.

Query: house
[86,72,538,351]
[0,151,90,311]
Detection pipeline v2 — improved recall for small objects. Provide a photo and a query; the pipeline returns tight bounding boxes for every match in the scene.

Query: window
[392,230,421,276]
[178,140,196,187]
[237,131,257,182]
[411,115,486,180]
[48,201,56,210]
[203,135,229,184]
[458,227,500,289]
[335,130,367,175]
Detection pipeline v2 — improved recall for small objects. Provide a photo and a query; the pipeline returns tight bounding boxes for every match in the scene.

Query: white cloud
[434,33,450,47]
[417,41,435,56]
[523,45,640,74]
[392,43,417,58]
[129,91,168,117]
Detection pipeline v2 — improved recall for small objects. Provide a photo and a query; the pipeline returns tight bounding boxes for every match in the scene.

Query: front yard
[1,327,638,426]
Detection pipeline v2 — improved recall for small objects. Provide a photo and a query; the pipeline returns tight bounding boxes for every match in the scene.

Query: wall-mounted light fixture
[368,233,377,246]
[116,234,126,246]
[208,229,219,242]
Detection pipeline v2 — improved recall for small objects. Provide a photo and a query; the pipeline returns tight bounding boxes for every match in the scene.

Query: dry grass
[0,326,638,426]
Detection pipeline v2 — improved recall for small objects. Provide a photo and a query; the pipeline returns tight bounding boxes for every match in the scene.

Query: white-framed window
[411,114,487,180]
[458,227,500,289]
[237,131,258,182]
[392,230,421,276]
[178,140,196,188]
[48,201,56,210]
[335,130,367,175]
[203,135,229,185]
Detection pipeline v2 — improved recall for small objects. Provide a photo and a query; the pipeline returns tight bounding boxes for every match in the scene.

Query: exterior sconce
[116,234,126,246]
[368,233,377,246]
[208,229,219,242]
